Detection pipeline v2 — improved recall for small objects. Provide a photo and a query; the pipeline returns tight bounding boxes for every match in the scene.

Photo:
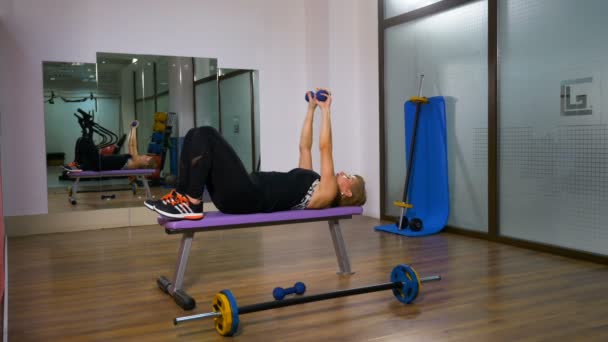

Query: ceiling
[43,53,213,95]
[43,53,170,94]
[42,60,127,94]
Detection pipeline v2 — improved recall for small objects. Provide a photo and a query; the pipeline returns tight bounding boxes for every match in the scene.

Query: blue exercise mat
[375,96,449,237]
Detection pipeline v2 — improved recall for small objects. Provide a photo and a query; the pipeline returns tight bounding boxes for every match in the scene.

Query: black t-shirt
[250,168,321,212]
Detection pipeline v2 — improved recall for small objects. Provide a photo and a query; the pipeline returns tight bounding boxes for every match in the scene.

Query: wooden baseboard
[445,226,608,265]
[5,203,217,237]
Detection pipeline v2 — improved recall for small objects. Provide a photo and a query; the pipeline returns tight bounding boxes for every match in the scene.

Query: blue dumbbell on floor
[304,90,329,102]
[273,282,306,300]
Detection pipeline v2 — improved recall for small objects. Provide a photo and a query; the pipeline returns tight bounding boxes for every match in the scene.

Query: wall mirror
[44,53,260,214]
[43,60,108,213]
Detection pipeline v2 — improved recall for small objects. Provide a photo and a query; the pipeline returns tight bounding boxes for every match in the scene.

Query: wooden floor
[7,216,608,341]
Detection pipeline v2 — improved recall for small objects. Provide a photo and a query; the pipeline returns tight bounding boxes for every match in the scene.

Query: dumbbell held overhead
[305,89,329,102]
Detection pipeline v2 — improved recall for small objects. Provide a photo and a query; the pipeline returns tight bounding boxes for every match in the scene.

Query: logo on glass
[560,77,593,116]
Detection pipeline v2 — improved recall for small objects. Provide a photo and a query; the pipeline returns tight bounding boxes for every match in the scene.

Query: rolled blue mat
[375,96,449,237]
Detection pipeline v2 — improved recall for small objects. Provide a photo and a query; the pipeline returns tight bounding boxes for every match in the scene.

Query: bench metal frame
[158,214,356,310]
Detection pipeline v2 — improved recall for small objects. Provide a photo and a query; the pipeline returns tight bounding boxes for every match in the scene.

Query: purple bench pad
[159,206,363,232]
[68,169,156,178]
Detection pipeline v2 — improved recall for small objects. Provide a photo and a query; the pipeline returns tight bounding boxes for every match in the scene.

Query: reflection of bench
[66,169,155,205]
[156,206,363,310]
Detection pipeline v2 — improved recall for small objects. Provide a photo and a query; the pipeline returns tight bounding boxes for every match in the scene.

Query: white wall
[0,0,379,218]
[0,0,9,17]
[304,0,380,218]
[328,0,380,218]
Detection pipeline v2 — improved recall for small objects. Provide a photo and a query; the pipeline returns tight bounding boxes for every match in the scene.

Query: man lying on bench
[144,88,366,220]
[64,120,157,172]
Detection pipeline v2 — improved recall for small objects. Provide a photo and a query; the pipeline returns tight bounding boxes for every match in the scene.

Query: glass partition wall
[383,0,488,232]
[497,0,608,255]
[218,70,259,173]
[380,0,607,261]
[195,68,260,172]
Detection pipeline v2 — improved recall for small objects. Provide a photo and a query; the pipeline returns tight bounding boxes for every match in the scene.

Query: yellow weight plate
[410,265,422,291]
[212,293,233,336]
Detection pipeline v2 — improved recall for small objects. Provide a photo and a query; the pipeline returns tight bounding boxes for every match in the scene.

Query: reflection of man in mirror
[144,88,366,221]
[64,121,157,172]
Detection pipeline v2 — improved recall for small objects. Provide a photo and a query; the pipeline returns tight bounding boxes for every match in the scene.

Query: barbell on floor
[174,264,441,336]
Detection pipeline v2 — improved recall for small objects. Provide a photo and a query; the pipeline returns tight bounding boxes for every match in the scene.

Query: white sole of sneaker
[155,210,204,220]
[144,201,156,211]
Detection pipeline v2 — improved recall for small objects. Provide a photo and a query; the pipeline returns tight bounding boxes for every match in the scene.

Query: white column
[168,56,194,137]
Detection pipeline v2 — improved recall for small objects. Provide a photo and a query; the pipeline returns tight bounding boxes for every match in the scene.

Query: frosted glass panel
[194,58,218,81]
[135,102,143,122]
[95,98,120,139]
[157,93,169,113]
[133,59,156,154]
[220,72,253,172]
[137,99,155,154]
[135,62,154,100]
[156,60,169,94]
[499,0,608,255]
[384,0,488,231]
[384,0,442,19]
[195,81,219,129]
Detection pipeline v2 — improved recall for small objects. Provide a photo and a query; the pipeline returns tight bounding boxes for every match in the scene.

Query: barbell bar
[173,264,441,336]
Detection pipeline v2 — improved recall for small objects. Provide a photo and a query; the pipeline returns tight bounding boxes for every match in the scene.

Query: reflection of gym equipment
[375,74,450,237]
[74,108,126,154]
[147,112,177,184]
[66,169,155,205]
[174,264,441,336]
[395,75,427,232]
[60,109,125,183]
[62,110,132,199]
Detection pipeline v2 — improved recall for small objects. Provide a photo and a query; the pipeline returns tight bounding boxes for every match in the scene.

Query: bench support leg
[157,232,196,310]
[69,177,80,205]
[138,175,152,199]
[328,219,355,275]
[170,232,194,292]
